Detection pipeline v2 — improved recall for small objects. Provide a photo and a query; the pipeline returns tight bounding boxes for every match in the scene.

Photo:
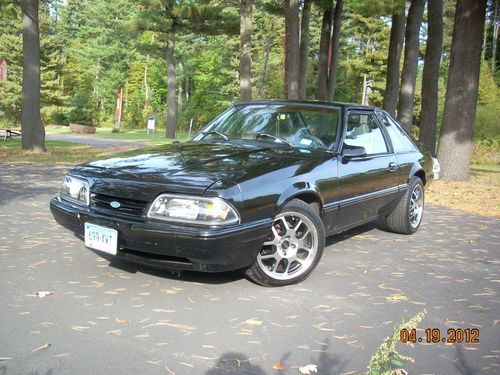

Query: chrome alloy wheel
[409,184,424,228]
[257,212,319,281]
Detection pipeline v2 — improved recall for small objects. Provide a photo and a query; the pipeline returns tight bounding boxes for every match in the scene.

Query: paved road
[1,163,499,375]
[46,134,147,149]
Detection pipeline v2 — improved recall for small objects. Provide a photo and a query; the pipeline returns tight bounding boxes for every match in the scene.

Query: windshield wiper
[203,130,229,141]
[255,133,293,148]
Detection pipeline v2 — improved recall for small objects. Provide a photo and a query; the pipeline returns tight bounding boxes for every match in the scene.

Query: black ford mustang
[50,101,440,286]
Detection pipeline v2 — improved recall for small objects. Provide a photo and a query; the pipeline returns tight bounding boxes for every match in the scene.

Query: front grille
[91,193,148,217]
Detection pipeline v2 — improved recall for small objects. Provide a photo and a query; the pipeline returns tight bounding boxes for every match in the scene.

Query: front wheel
[386,176,425,234]
[246,199,325,286]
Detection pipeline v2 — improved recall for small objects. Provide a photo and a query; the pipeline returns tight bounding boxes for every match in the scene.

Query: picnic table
[0,128,22,141]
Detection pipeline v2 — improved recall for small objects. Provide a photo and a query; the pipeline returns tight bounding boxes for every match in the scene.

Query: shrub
[472,138,500,166]
[367,310,426,375]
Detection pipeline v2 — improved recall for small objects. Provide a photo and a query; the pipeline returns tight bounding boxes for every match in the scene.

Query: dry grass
[427,166,500,218]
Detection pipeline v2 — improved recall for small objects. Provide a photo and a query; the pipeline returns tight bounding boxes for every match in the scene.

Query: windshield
[193,105,340,151]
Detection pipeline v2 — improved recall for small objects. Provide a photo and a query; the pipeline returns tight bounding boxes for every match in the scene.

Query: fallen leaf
[32,343,51,352]
[272,362,285,370]
[245,318,262,326]
[106,329,122,335]
[54,353,70,358]
[36,291,53,298]
[386,293,408,303]
[299,364,318,374]
[71,326,89,332]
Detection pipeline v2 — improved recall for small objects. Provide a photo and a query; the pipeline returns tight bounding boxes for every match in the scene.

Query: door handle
[388,162,398,172]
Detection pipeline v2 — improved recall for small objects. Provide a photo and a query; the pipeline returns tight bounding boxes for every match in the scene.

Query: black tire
[386,176,425,234]
[246,199,325,286]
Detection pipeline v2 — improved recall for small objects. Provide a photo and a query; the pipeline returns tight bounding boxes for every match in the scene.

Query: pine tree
[0,1,23,125]
[382,1,405,117]
[437,0,487,180]
[397,0,425,132]
[240,0,252,101]
[419,0,443,155]
[21,0,46,152]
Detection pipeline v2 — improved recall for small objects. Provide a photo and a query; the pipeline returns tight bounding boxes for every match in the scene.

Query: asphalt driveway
[0,163,498,374]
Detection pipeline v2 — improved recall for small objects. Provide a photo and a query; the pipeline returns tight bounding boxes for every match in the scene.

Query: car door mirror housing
[342,146,366,160]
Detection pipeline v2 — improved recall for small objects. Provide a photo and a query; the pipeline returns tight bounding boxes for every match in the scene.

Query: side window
[344,112,388,155]
[300,110,339,147]
[378,112,417,153]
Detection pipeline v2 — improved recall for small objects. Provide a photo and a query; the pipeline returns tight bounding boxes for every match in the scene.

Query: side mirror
[342,146,366,160]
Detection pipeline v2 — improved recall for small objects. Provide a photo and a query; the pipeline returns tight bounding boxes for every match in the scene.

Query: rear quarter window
[378,112,417,153]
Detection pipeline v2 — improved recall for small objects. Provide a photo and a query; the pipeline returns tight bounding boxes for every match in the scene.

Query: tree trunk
[492,0,499,72]
[177,84,183,114]
[419,0,443,155]
[383,6,406,117]
[240,0,252,101]
[258,17,275,98]
[317,4,333,101]
[361,74,368,105]
[298,0,311,99]
[21,0,45,152]
[437,0,486,181]
[144,54,150,111]
[397,0,425,132]
[114,87,123,132]
[326,0,343,101]
[185,75,189,103]
[166,27,176,139]
[284,0,300,99]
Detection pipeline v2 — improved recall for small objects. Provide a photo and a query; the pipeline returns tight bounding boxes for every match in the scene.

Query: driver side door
[333,110,400,231]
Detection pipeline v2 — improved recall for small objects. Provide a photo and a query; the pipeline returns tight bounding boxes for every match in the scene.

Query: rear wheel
[246,199,325,286]
[386,176,424,234]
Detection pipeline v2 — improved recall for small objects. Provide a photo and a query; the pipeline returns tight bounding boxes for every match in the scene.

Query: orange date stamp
[400,328,479,344]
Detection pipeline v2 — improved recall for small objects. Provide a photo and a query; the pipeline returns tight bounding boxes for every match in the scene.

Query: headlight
[147,194,240,225]
[60,175,90,206]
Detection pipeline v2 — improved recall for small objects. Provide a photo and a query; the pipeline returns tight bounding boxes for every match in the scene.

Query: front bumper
[50,197,271,272]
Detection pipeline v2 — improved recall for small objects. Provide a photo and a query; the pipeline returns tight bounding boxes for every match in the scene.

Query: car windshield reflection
[193,105,340,151]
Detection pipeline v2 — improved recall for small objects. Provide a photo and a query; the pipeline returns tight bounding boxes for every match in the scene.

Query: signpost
[147,116,156,143]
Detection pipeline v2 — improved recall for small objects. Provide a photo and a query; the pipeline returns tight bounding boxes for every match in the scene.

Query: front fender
[275,182,323,213]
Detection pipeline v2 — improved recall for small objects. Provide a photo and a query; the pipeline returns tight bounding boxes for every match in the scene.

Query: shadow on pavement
[452,345,477,375]
[205,352,267,374]
[89,248,246,285]
[204,339,348,374]
[0,163,68,206]
[325,220,385,247]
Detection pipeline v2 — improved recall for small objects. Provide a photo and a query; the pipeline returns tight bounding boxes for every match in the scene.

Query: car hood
[71,142,326,200]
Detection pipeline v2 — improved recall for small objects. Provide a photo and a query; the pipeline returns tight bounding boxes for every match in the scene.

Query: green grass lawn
[1,139,79,148]
[46,127,190,145]
[2,126,191,163]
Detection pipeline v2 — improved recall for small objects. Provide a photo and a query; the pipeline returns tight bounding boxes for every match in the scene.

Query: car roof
[233,99,378,111]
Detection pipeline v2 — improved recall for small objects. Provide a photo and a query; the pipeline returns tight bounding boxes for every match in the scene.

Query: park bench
[0,128,22,141]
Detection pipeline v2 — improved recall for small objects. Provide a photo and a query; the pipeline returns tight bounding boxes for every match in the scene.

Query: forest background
[0,0,498,180]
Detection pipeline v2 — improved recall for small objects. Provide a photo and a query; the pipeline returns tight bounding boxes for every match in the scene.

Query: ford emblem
[110,201,121,209]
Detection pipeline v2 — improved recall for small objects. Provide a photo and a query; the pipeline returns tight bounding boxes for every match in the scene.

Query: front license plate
[84,223,118,255]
